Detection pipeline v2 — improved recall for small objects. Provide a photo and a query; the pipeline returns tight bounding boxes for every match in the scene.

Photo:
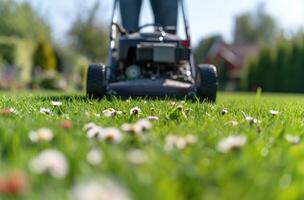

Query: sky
[18,0,304,46]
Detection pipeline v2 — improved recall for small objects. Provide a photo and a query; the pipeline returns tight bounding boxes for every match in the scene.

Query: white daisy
[245,116,259,125]
[39,108,53,115]
[222,109,228,115]
[87,126,104,139]
[130,107,141,116]
[29,128,53,142]
[87,149,103,165]
[29,149,68,179]
[217,135,247,153]
[83,122,97,132]
[135,119,152,132]
[102,108,117,117]
[126,149,146,165]
[51,101,62,107]
[98,128,123,143]
[121,123,142,134]
[147,116,159,121]
[184,134,198,144]
[71,178,131,200]
[164,134,197,151]
[285,134,300,145]
[270,110,279,116]
[121,119,152,135]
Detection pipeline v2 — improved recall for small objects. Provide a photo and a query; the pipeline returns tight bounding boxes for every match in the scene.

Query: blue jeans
[119,0,178,33]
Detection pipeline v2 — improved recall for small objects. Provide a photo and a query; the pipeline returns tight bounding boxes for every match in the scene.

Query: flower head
[285,134,300,145]
[270,110,279,116]
[29,149,68,179]
[147,116,159,121]
[221,109,228,115]
[40,108,53,115]
[126,149,146,165]
[29,128,53,143]
[217,135,247,153]
[98,128,123,143]
[130,107,141,116]
[164,134,197,151]
[71,178,131,200]
[87,149,103,165]
[102,108,122,117]
[51,101,62,107]
[121,119,152,135]
[83,122,97,132]
[87,126,104,139]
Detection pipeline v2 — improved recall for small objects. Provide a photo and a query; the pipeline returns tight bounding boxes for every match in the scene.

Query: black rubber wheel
[86,64,106,98]
[196,64,218,102]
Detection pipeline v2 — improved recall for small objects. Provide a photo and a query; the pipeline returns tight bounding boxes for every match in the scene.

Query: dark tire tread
[197,64,218,102]
[86,64,106,98]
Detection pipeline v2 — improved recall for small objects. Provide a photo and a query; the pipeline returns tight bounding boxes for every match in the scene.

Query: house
[203,41,257,90]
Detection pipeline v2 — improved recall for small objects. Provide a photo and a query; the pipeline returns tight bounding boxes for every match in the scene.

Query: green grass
[1,92,304,200]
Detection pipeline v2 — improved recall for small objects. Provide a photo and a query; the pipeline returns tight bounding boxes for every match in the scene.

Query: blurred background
[0,0,303,92]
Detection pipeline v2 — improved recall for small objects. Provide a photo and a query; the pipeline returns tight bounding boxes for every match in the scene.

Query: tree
[0,0,51,41]
[234,3,279,44]
[194,35,222,65]
[33,40,56,71]
[68,1,108,62]
[244,33,304,93]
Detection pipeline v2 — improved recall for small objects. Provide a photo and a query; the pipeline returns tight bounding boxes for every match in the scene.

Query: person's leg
[150,0,178,34]
[119,0,142,33]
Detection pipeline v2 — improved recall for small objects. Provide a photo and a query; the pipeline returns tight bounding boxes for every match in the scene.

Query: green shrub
[244,34,304,93]
[33,39,56,71]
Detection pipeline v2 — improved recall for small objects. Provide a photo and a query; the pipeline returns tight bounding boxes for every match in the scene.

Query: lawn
[1,92,304,200]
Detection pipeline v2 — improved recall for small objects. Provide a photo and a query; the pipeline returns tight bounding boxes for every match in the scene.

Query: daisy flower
[98,128,123,143]
[87,126,104,139]
[147,116,159,121]
[51,101,62,107]
[285,134,300,145]
[126,149,146,165]
[121,123,142,134]
[29,149,68,179]
[221,109,228,115]
[87,149,103,166]
[71,178,131,200]
[217,135,247,153]
[269,110,279,116]
[39,108,53,115]
[164,134,197,151]
[130,107,141,116]
[135,119,152,132]
[121,119,152,135]
[102,108,123,117]
[83,122,97,132]
[29,128,53,143]
[245,116,260,125]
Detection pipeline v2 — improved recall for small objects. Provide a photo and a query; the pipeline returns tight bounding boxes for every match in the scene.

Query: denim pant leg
[150,0,178,33]
[119,0,142,32]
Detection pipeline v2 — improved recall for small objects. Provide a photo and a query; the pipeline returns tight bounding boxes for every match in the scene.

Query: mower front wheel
[86,64,107,99]
[196,64,218,102]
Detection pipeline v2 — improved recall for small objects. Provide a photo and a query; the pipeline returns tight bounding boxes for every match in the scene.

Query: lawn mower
[86,0,218,101]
